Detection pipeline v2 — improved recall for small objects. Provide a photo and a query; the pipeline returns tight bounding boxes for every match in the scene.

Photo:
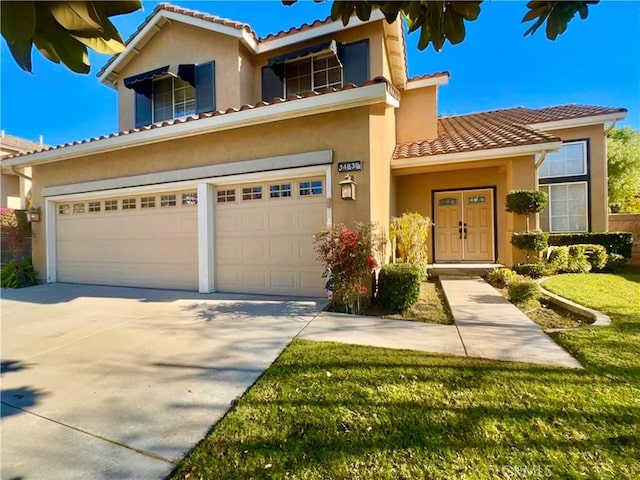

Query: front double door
[434,189,495,262]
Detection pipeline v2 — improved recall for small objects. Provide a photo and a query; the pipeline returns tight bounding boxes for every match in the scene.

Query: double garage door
[55,176,326,296]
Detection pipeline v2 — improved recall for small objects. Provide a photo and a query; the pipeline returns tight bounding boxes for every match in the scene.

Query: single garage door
[215,176,326,297]
[56,190,198,290]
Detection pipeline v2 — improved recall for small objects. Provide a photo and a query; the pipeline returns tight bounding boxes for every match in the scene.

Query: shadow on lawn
[170,341,639,479]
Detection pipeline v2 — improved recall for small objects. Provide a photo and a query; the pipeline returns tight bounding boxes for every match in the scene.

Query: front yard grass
[171,272,640,479]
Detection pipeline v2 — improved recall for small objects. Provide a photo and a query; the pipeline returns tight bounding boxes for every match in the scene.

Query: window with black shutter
[125,61,216,127]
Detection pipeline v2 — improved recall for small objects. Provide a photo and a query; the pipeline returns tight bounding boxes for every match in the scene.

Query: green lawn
[171,273,640,480]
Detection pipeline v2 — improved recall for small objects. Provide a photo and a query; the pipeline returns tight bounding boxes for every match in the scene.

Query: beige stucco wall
[1,173,21,208]
[117,21,245,131]
[395,86,439,143]
[394,155,537,266]
[543,124,608,232]
[30,107,376,280]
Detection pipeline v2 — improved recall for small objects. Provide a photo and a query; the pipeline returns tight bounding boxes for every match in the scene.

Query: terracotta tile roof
[406,71,450,83]
[97,3,259,78]
[4,78,397,161]
[393,104,627,160]
[474,104,627,125]
[261,14,339,41]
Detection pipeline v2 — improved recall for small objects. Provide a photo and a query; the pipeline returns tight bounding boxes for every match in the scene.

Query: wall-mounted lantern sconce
[26,207,41,223]
[339,174,357,201]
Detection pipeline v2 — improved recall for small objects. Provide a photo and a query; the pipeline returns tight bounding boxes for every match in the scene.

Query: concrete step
[428,263,503,278]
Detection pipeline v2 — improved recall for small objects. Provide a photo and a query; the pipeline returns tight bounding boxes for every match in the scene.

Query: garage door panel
[56,195,197,290]
[215,178,326,297]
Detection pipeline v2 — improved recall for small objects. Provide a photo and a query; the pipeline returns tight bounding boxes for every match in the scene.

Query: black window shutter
[195,61,215,114]
[134,80,152,127]
[261,66,284,101]
[340,40,370,86]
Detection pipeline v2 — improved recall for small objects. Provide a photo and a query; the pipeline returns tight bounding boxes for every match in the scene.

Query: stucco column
[197,183,215,293]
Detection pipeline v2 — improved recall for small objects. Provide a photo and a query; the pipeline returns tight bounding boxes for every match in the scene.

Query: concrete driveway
[1,284,323,480]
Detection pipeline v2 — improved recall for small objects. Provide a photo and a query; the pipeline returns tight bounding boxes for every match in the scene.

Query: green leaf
[70,33,124,54]
[443,11,466,45]
[354,1,372,21]
[449,1,481,21]
[545,5,568,40]
[1,1,36,42]
[7,39,33,72]
[522,5,551,23]
[33,32,61,64]
[417,23,432,50]
[96,1,143,17]
[49,1,102,32]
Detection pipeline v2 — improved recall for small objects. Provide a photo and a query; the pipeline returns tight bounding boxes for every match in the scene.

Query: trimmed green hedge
[513,263,546,279]
[377,263,422,311]
[511,232,549,252]
[505,190,548,215]
[548,232,633,258]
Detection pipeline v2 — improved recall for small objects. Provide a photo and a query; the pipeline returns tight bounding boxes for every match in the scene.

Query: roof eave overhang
[4,83,396,169]
[99,9,391,89]
[391,141,563,170]
[403,75,449,90]
[529,112,628,131]
[98,9,259,88]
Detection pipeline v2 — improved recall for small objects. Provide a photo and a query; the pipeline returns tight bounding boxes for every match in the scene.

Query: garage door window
[88,201,101,212]
[105,200,118,211]
[141,196,156,208]
[160,195,177,207]
[182,192,198,206]
[300,180,323,196]
[242,186,262,200]
[58,204,70,215]
[217,189,236,203]
[73,203,85,214]
[269,183,292,198]
[122,198,137,210]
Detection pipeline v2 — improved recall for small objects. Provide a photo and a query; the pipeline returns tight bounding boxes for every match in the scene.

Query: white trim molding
[42,150,332,198]
[392,142,563,170]
[530,112,627,131]
[5,83,390,169]
[403,75,449,90]
[197,183,216,293]
[45,199,57,283]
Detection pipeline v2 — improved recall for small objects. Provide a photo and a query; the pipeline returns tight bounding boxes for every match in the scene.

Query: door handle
[463,223,468,239]
[458,221,463,239]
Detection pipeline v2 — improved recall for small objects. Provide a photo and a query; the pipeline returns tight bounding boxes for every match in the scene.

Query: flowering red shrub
[314,223,380,314]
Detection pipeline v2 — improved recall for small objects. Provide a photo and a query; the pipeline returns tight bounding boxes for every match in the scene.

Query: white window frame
[104,200,118,211]
[217,189,236,203]
[182,192,198,206]
[141,196,156,209]
[299,180,323,196]
[284,52,343,97]
[122,198,137,210]
[160,194,177,208]
[88,201,101,212]
[539,140,587,179]
[73,203,85,214]
[58,204,70,215]
[152,76,196,123]
[269,183,292,199]
[242,186,263,201]
[540,181,589,233]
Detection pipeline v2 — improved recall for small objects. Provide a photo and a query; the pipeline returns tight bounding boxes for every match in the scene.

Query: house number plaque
[337,161,362,173]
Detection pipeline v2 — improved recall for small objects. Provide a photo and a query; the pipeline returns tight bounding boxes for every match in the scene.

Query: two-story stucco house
[3,3,627,297]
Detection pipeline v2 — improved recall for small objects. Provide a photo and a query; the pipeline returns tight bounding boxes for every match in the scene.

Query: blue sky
[1,0,639,147]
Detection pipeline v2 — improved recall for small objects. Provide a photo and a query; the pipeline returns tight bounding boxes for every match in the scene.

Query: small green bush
[505,190,548,215]
[548,232,633,258]
[582,244,608,271]
[566,245,592,273]
[508,278,541,304]
[513,263,546,279]
[377,263,422,311]
[485,268,516,288]
[0,258,37,288]
[604,253,628,272]
[511,232,549,252]
[544,246,570,273]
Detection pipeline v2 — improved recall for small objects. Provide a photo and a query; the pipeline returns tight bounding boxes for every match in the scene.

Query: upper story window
[125,62,215,128]
[284,53,342,96]
[153,77,196,123]
[539,141,587,179]
[262,40,369,101]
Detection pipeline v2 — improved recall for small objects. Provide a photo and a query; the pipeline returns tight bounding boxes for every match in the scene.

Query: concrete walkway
[439,277,582,368]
